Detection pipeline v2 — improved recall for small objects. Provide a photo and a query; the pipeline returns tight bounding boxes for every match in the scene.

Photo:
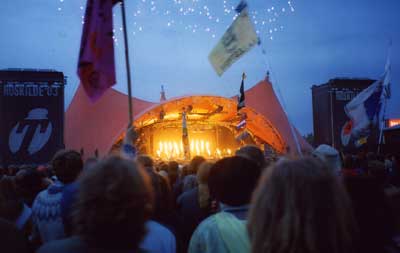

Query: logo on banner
[8,108,53,155]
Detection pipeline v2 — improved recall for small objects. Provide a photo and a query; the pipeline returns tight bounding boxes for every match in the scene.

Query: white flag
[344,79,383,138]
[209,5,258,76]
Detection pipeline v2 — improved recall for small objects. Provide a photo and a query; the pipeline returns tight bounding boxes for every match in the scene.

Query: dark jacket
[38,236,144,253]
[177,187,210,250]
[0,218,31,253]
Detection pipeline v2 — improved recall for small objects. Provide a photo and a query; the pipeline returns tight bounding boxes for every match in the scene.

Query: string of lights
[56,0,295,44]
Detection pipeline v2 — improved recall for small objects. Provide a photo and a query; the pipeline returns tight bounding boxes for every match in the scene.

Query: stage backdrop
[0,70,65,166]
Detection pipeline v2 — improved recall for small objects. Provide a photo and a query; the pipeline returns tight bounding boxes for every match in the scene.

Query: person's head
[343,175,394,252]
[14,168,45,207]
[136,155,154,171]
[189,156,206,175]
[73,156,153,250]
[167,161,179,186]
[236,145,267,169]
[0,176,23,222]
[180,165,190,178]
[312,144,342,173]
[208,156,261,206]
[248,157,357,253]
[197,162,213,185]
[0,176,17,199]
[0,218,31,253]
[158,170,169,182]
[152,174,173,222]
[197,162,214,208]
[52,150,83,184]
[142,163,172,222]
[158,162,169,173]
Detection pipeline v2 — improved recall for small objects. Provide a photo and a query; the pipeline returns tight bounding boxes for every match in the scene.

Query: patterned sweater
[31,181,65,243]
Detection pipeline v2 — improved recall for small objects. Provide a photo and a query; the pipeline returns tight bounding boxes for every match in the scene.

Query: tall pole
[330,89,335,148]
[378,39,392,154]
[377,98,387,154]
[120,0,134,124]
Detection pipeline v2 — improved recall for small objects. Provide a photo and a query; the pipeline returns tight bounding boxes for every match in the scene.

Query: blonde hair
[197,162,213,208]
[248,157,357,253]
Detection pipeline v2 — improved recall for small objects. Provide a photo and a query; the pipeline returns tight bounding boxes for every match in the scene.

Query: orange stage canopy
[65,79,311,158]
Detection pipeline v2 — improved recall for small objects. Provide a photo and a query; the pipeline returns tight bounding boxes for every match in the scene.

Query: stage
[110,95,286,160]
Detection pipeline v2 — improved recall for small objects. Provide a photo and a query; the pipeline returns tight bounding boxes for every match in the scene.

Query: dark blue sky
[1,0,399,134]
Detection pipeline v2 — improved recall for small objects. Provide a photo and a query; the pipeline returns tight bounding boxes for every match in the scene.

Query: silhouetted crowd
[1,144,400,253]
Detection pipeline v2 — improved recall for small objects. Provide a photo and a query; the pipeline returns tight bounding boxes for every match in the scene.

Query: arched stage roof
[65,79,311,157]
[113,95,287,153]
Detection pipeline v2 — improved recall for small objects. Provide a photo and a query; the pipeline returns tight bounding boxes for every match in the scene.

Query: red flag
[78,0,117,102]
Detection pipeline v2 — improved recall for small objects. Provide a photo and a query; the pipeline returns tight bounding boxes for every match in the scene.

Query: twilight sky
[1,0,399,134]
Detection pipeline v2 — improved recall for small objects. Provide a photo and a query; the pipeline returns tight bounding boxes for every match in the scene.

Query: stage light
[156,137,231,160]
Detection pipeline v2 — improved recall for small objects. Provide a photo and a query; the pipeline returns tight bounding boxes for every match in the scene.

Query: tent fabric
[65,80,311,157]
[65,86,156,158]
[126,95,287,153]
[243,80,312,153]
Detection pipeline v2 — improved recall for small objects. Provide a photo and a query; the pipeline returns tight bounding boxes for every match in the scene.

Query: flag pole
[120,0,134,124]
[378,39,392,154]
[377,98,387,154]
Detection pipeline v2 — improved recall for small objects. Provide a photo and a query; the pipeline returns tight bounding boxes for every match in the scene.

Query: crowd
[1,141,400,253]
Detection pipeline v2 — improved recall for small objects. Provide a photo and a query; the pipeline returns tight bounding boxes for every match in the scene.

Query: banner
[0,70,65,166]
[209,4,258,76]
[78,0,116,102]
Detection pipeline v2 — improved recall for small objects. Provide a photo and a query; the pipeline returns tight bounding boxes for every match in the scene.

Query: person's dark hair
[14,168,45,207]
[189,156,206,175]
[0,176,23,222]
[151,174,173,224]
[73,156,153,250]
[248,158,357,253]
[208,156,261,206]
[0,218,31,253]
[197,162,214,209]
[343,175,394,252]
[136,155,154,169]
[168,161,179,186]
[52,150,83,184]
[158,162,169,173]
[180,165,190,178]
[235,145,267,169]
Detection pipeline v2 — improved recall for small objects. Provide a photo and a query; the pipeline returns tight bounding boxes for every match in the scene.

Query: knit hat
[313,144,342,173]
